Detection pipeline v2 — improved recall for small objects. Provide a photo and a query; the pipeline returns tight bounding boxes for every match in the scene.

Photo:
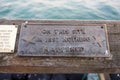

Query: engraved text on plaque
[17,24,110,57]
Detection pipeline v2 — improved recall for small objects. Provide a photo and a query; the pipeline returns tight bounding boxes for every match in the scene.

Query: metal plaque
[17,24,110,57]
[0,25,18,53]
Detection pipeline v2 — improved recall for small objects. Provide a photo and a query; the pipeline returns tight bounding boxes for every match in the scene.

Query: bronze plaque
[0,25,18,53]
[17,24,110,57]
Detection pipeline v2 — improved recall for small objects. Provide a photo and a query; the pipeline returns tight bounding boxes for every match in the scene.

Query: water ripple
[0,0,120,20]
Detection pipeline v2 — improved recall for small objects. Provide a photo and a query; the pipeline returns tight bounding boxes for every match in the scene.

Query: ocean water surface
[0,0,120,20]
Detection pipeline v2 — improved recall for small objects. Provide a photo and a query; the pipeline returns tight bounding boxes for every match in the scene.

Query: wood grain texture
[0,19,120,73]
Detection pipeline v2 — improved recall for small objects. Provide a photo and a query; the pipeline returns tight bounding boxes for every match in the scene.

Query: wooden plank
[0,19,120,73]
[98,73,105,80]
[104,73,111,80]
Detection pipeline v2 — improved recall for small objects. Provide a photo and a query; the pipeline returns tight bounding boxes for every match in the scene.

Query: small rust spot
[24,25,27,28]
[101,26,103,29]
[11,50,14,52]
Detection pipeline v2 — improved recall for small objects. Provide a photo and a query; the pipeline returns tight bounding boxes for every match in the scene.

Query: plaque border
[17,23,111,58]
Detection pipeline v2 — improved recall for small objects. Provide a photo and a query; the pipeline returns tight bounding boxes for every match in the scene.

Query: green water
[0,0,120,20]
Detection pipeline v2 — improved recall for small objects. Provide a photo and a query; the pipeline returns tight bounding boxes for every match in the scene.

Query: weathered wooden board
[17,24,110,57]
[0,19,120,73]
